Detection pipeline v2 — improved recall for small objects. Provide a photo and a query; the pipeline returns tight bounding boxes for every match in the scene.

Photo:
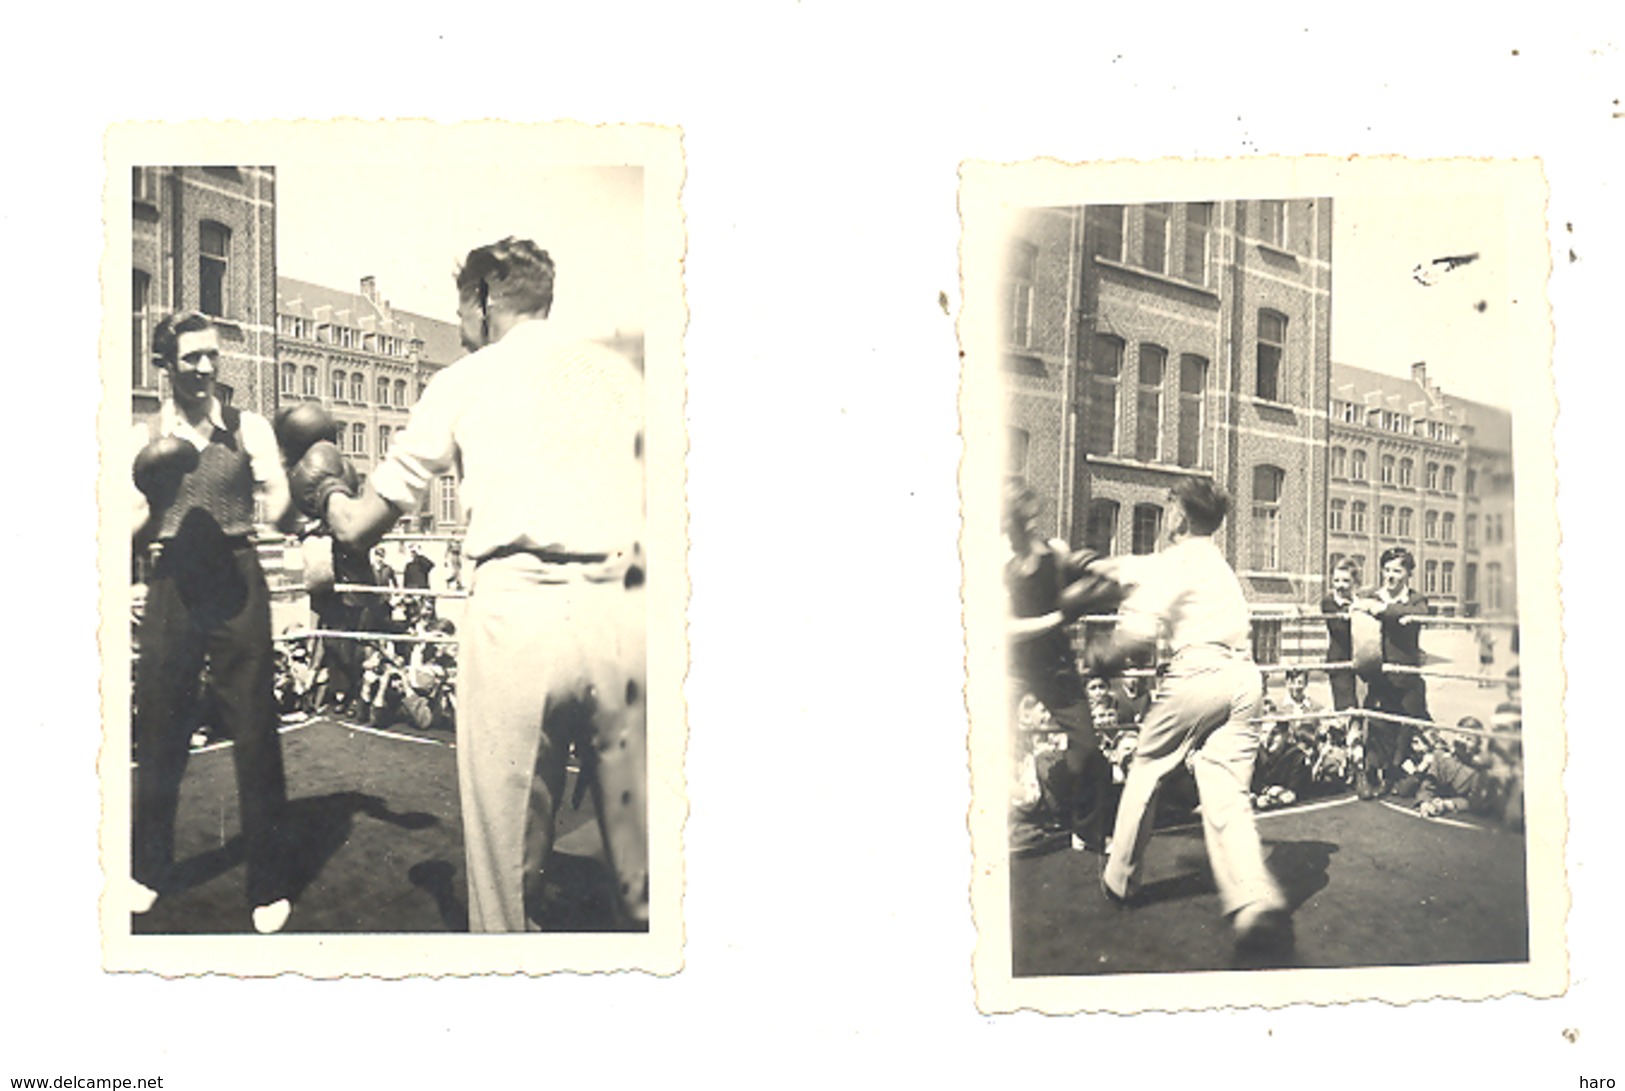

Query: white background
[4,6,1621,1086]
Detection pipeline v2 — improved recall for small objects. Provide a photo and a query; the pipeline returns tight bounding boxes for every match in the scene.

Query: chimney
[1410,361,1427,386]
[360,276,378,303]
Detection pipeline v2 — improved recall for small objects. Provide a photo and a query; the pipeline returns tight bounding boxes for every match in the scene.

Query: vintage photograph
[963,158,1565,1011]
[99,123,686,975]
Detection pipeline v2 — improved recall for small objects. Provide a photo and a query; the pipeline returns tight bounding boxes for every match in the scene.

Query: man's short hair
[1332,558,1358,577]
[456,237,555,317]
[1171,478,1228,535]
[1285,668,1307,684]
[151,311,216,369]
[1002,482,1042,533]
[1379,546,1416,574]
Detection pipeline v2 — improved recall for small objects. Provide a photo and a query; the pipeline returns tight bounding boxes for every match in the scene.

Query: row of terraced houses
[1002,199,1515,619]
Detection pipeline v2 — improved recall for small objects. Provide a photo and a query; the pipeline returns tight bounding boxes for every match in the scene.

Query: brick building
[276,276,466,533]
[1325,362,1513,617]
[131,166,277,430]
[1003,198,1333,608]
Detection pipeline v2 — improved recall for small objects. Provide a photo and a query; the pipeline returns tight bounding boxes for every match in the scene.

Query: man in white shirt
[127,311,296,934]
[1092,479,1291,958]
[291,238,648,932]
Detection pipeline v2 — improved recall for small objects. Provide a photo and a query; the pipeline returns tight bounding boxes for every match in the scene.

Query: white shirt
[368,320,643,561]
[1115,536,1252,654]
[132,398,284,488]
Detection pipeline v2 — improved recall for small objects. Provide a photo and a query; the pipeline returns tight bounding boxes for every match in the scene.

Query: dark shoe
[1099,875,1136,910]
[1233,904,1295,961]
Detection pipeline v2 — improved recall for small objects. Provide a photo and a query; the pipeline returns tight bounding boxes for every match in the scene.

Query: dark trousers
[133,541,286,906]
[1361,673,1429,793]
[1328,668,1358,712]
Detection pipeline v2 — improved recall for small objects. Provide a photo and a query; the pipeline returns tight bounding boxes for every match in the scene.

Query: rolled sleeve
[239,411,288,491]
[368,370,461,512]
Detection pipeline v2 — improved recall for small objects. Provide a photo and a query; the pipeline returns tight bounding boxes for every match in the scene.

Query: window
[1136,345,1166,462]
[1005,241,1036,347]
[1442,465,1456,493]
[439,475,459,524]
[1131,503,1162,555]
[280,363,296,395]
[1442,561,1456,595]
[1442,512,1457,543]
[1090,205,1126,262]
[1141,204,1169,275]
[1182,203,1212,285]
[199,221,230,316]
[1176,355,1207,468]
[301,366,318,397]
[1424,510,1439,541]
[1465,563,1478,604]
[336,326,355,350]
[378,376,390,404]
[378,425,391,458]
[1258,200,1287,248]
[1329,446,1346,478]
[1084,334,1122,457]
[1007,427,1030,481]
[1466,514,1478,550]
[1425,560,1439,594]
[1466,467,1478,495]
[1379,504,1395,536]
[1251,466,1284,570]
[394,379,408,407]
[1425,462,1440,490]
[132,269,152,390]
[1380,455,1395,485]
[1350,449,1367,481]
[1486,563,1504,611]
[1256,310,1286,402]
[1398,507,1414,538]
[1085,499,1119,555]
[350,422,366,455]
[332,369,347,401]
[351,372,365,403]
[1340,401,1358,424]
[1349,501,1368,534]
[1398,458,1414,487]
[1329,499,1345,532]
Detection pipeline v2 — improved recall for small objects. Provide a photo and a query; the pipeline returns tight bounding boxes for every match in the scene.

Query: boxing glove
[133,436,199,501]
[1059,560,1124,622]
[289,440,357,520]
[275,403,340,465]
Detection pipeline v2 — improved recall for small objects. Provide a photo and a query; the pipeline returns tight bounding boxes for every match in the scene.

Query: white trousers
[1103,646,1284,918]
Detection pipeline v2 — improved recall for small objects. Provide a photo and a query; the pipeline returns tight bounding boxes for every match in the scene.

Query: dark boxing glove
[1058,550,1124,622]
[133,436,199,502]
[289,440,357,520]
[275,403,340,466]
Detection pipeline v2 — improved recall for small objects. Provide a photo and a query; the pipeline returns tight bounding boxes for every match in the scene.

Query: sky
[1330,191,1528,410]
[275,161,645,344]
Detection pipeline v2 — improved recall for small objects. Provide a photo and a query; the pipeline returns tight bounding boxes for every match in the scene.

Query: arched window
[1425,462,1440,490]
[1424,560,1439,595]
[1329,498,1345,532]
[1442,561,1456,595]
[1329,446,1346,478]
[1442,465,1457,493]
[1349,501,1368,534]
[1425,510,1439,541]
[332,369,347,401]
[1256,309,1287,402]
[1398,507,1414,538]
[1131,503,1162,555]
[1442,512,1456,543]
[1085,334,1123,457]
[350,422,366,455]
[1177,355,1207,468]
[378,376,390,404]
[394,379,408,407]
[1085,499,1119,555]
[1136,344,1166,462]
[378,425,391,458]
[280,363,296,395]
[301,366,318,397]
[1379,505,1395,536]
[351,372,365,403]
[199,221,230,316]
[1380,455,1395,485]
[1251,465,1285,570]
[1398,458,1414,487]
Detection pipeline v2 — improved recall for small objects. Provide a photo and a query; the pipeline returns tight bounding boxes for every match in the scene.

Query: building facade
[1325,363,1514,618]
[131,166,278,430]
[1003,198,1333,608]
[276,276,467,533]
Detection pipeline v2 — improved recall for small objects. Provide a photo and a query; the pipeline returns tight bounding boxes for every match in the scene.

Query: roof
[278,276,465,367]
[1330,362,1462,424]
[1449,396,1513,453]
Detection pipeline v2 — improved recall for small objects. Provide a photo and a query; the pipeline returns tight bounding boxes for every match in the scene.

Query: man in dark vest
[127,311,296,933]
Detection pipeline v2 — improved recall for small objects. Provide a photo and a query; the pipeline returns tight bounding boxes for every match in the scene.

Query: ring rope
[274,628,458,645]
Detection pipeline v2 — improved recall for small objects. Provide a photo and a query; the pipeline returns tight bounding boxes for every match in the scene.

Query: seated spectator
[1310,718,1355,790]
[1251,721,1312,809]
[1281,668,1321,717]
[1415,724,1485,818]
[1390,729,1438,800]
[1113,667,1153,728]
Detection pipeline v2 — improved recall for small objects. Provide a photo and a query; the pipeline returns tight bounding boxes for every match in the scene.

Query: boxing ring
[128,533,629,935]
[1008,609,1529,976]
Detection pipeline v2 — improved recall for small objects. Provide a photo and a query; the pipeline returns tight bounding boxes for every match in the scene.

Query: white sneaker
[121,879,160,915]
[252,898,291,934]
